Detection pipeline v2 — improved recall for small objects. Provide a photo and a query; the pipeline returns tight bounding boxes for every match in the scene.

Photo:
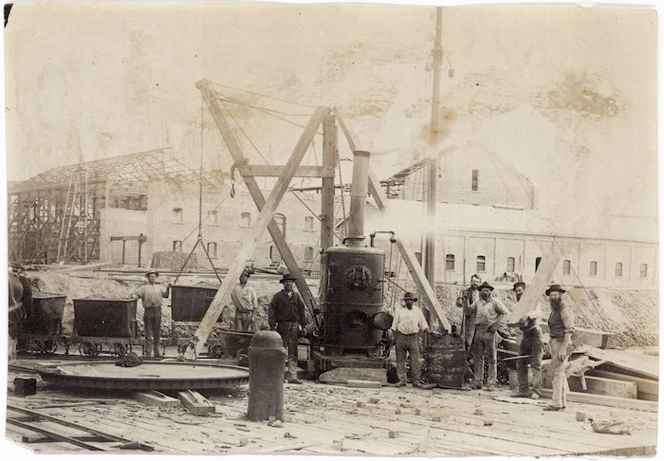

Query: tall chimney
[347,150,370,246]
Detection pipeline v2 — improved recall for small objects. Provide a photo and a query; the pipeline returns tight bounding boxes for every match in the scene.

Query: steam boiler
[310,150,393,373]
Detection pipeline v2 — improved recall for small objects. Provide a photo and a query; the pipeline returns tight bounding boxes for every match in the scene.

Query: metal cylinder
[348,150,371,245]
[247,331,287,422]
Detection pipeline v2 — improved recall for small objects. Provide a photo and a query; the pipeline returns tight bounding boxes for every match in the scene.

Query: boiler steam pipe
[347,150,371,246]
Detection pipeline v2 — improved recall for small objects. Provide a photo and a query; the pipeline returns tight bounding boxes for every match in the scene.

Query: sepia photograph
[2,0,660,458]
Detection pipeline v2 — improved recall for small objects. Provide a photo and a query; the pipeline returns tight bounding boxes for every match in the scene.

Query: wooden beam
[586,369,658,401]
[537,389,658,413]
[239,165,334,178]
[197,79,321,317]
[321,114,337,251]
[193,83,326,355]
[508,254,560,325]
[132,391,181,408]
[573,328,617,349]
[335,109,451,333]
[178,390,215,415]
[568,375,638,399]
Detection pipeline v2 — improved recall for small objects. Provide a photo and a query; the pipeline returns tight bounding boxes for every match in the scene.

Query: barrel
[424,333,465,389]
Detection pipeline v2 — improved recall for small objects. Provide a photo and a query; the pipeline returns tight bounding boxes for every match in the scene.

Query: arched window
[304,246,314,262]
[173,240,182,252]
[615,262,623,277]
[445,254,455,271]
[172,207,183,223]
[304,216,314,231]
[589,261,598,277]
[506,257,515,273]
[241,212,251,228]
[640,264,648,278]
[476,255,486,272]
[207,242,217,258]
[562,260,571,275]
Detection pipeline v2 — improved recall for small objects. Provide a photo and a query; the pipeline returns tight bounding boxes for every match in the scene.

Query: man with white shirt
[391,292,429,388]
[231,271,258,331]
[470,282,509,391]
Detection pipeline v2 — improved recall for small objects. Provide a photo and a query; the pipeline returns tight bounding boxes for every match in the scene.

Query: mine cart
[72,297,144,357]
[17,293,69,355]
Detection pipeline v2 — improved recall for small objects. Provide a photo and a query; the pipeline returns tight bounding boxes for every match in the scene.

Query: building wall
[402,146,534,209]
[99,208,148,265]
[145,182,326,271]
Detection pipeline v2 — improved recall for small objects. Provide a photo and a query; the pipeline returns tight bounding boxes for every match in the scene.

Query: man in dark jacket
[456,274,481,355]
[510,282,544,399]
[268,274,308,384]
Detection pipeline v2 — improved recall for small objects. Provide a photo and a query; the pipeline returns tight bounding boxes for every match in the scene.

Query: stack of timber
[540,343,658,409]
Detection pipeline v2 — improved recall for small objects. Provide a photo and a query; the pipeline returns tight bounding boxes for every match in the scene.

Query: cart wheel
[26,338,44,355]
[45,340,58,355]
[126,344,133,353]
[79,342,96,357]
[94,343,102,357]
[210,344,224,358]
[110,343,127,358]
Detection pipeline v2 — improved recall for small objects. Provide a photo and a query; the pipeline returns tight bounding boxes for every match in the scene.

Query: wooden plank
[133,390,181,408]
[574,345,659,380]
[197,79,320,317]
[178,390,215,415]
[568,375,637,399]
[538,389,658,412]
[334,109,451,333]
[508,254,560,325]
[238,165,333,178]
[574,328,617,349]
[193,82,326,356]
[587,369,658,401]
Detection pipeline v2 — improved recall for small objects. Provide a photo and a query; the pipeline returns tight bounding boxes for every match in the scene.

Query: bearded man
[544,284,574,411]
[470,282,509,391]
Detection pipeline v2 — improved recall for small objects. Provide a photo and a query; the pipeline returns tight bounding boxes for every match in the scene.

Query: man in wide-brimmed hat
[131,270,171,358]
[469,281,509,391]
[390,291,429,388]
[231,270,258,331]
[268,274,308,384]
[511,282,544,399]
[544,284,574,411]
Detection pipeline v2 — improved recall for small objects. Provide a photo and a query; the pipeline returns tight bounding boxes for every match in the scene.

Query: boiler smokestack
[347,150,370,246]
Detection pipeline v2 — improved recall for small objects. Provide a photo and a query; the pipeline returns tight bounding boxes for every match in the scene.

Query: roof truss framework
[8,148,218,264]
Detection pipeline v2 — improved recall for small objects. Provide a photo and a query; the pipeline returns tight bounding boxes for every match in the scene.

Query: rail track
[6,403,154,452]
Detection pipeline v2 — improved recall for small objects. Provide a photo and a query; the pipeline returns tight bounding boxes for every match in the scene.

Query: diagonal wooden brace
[197,79,320,315]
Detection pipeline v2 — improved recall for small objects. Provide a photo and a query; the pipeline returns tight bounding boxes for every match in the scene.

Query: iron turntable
[36,360,249,391]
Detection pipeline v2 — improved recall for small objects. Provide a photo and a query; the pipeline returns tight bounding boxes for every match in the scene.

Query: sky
[3,2,658,229]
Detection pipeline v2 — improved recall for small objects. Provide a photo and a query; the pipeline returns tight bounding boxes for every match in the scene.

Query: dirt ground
[22,268,658,348]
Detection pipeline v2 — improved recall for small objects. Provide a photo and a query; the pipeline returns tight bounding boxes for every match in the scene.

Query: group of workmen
[133,269,574,410]
[132,270,307,384]
[454,274,574,410]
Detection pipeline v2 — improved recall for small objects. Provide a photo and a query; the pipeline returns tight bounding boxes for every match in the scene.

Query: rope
[210,82,318,109]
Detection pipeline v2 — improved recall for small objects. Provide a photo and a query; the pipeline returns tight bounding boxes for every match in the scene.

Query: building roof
[8,148,224,194]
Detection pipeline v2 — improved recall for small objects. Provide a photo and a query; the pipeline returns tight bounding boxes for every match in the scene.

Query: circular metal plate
[38,360,249,390]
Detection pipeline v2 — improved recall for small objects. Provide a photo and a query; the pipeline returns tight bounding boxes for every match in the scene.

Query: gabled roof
[8,148,223,194]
